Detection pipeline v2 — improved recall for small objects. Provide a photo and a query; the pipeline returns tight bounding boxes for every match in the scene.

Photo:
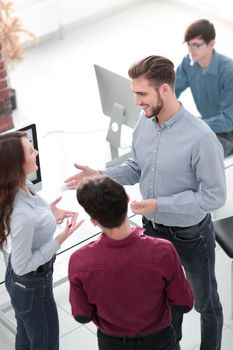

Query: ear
[159,83,170,97]
[209,39,215,49]
[90,218,98,226]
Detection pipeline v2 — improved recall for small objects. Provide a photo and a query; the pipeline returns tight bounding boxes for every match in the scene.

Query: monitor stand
[106,102,131,167]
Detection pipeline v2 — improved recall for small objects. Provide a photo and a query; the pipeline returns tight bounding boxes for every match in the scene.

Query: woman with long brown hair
[0,131,83,350]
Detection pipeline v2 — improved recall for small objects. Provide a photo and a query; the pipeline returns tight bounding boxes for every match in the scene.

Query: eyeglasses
[187,41,206,50]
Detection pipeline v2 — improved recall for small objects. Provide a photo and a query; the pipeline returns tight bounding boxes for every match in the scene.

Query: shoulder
[181,107,213,132]
[69,240,98,264]
[180,107,212,134]
[179,107,221,148]
[142,234,175,253]
[13,192,36,217]
[217,52,233,65]
[179,54,191,67]
[142,236,179,263]
[216,52,233,74]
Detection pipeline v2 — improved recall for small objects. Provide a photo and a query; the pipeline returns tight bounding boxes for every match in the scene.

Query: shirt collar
[196,50,219,76]
[152,104,184,130]
[98,227,145,247]
[15,181,43,207]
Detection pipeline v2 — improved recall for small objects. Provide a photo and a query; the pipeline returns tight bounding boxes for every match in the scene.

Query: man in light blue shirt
[175,19,233,157]
[65,55,226,350]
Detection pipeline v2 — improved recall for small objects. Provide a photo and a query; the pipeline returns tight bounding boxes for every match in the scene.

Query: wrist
[55,231,69,245]
[153,199,157,211]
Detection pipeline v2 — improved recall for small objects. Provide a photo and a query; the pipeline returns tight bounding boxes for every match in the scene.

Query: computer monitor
[94,64,141,166]
[94,64,140,128]
[18,123,42,191]
[2,123,42,191]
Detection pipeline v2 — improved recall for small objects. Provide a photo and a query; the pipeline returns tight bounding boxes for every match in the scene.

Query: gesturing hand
[64,163,101,190]
[55,213,85,245]
[50,196,75,224]
[130,199,157,216]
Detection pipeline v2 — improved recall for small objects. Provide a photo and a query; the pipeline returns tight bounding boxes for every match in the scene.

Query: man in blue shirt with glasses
[175,19,233,157]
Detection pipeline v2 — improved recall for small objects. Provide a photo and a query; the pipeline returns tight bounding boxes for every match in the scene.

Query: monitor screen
[18,123,42,191]
[94,64,140,129]
[2,123,42,191]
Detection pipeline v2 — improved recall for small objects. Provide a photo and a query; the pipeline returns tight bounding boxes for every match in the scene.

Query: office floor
[1,0,233,348]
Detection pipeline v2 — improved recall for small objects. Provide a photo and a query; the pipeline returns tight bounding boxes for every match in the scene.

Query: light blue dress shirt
[103,105,226,227]
[175,50,233,133]
[10,181,60,275]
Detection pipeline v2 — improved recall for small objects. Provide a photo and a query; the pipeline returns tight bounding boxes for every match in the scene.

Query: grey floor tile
[60,325,98,350]
[221,326,233,350]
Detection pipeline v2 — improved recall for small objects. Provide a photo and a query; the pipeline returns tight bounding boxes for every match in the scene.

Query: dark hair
[0,131,27,248]
[184,19,215,43]
[128,55,175,89]
[76,176,128,228]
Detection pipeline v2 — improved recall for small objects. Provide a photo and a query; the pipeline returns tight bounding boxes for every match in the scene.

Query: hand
[130,199,157,216]
[50,197,75,224]
[64,163,101,190]
[55,213,85,245]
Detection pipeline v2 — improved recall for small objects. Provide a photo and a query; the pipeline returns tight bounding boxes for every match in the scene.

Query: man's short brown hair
[184,19,215,43]
[76,176,128,228]
[128,55,175,90]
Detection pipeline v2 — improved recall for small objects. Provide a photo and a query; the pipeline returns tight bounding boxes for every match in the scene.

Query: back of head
[184,19,216,43]
[128,55,175,90]
[0,131,27,248]
[76,176,128,228]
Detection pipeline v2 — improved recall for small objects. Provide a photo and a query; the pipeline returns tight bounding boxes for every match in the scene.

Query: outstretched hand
[130,199,157,216]
[64,163,101,190]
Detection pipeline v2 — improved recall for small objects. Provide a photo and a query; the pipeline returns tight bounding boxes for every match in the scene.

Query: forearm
[157,187,226,216]
[103,159,141,185]
[204,113,233,133]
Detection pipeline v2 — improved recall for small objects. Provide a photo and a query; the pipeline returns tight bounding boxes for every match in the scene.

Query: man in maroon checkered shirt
[68,176,193,350]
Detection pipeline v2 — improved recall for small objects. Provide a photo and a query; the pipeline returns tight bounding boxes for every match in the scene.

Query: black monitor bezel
[18,123,42,188]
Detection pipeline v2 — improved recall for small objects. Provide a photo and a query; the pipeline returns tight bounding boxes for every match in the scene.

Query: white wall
[14,0,59,37]
[173,0,233,24]
[14,0,143,39]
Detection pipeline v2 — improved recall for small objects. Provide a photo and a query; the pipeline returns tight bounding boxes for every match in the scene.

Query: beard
[144,93,164,118]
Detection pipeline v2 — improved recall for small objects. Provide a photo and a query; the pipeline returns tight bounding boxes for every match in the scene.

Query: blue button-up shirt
[103,105,226,227]
[175,50,233,133]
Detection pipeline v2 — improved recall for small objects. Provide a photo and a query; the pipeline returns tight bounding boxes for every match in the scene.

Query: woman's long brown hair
[0,131,27,248]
